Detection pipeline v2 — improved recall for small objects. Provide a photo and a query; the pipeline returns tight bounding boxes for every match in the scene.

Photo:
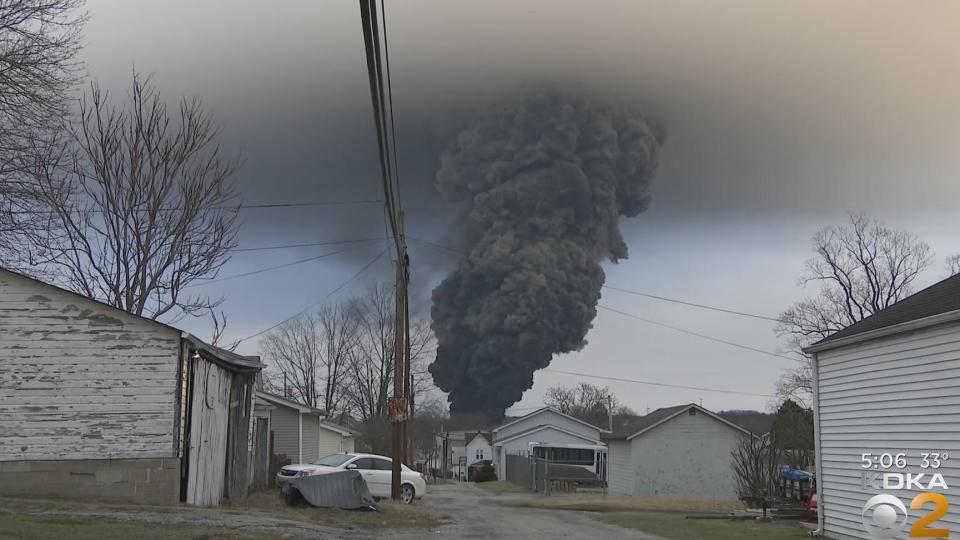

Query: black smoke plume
[428,89,665,420]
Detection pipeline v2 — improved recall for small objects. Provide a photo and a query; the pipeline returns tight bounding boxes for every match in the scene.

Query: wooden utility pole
[357,0,410,501]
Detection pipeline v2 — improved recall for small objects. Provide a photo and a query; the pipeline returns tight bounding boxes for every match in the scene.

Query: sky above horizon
[79,0,960,415]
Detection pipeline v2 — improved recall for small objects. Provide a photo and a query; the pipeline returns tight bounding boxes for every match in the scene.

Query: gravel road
[380,482,661,540]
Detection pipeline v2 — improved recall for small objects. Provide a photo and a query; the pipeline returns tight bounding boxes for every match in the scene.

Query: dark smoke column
[429,89,664,420]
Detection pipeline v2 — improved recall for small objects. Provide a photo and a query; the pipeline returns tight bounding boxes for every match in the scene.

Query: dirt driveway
[384,482,660,540]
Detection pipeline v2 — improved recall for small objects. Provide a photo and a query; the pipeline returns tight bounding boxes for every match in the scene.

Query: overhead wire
[233,247,389,344]
[184,245,375,288]
[406,235,796,362]
[544,368,777,398]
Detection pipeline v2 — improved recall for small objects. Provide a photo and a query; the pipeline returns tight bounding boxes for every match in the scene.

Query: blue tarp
[779,468,811,481]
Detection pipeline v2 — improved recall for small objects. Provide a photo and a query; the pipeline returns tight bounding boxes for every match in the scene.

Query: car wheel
[400,484,415,505]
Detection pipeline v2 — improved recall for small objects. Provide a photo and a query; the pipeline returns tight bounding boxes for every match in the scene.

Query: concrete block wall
[0,458,180,504]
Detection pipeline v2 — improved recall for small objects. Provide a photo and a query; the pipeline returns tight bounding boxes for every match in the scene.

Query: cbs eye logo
[862,494,908,538]
[861,493,950,539]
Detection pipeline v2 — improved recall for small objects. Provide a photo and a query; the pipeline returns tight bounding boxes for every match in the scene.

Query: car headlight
[296,470,313,477]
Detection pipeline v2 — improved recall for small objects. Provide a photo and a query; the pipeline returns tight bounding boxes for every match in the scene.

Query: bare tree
[345,283,396,424]
[259,301,359,415]
[261,313,321,407]
[24,73,241,323]
[544,382,633,428]
[731,432,780,510]
[0,0,85,263]
[946,254,960,277]
[776,214,932,402]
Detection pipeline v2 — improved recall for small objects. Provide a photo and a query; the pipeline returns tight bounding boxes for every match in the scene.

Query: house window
[476,449,484,461]
[688,408,697,416]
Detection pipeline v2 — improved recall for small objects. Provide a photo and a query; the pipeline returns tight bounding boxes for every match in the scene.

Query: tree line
[258,283,439,454]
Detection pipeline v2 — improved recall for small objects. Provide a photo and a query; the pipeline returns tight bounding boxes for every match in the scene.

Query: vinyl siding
[607,440,633,495]
[496,409,601,442]
[625,410,741,499]
[0,270,181,461]
[301,414,319,463]
[270,406,300,461]
[318,425,344,457]
[816,321,960,540]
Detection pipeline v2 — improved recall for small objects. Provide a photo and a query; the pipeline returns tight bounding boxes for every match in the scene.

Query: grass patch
[501,495,744,513]
[596,512,808,540]
[0,514,282,540]
[473,481,529,495]
[229,490,444,530]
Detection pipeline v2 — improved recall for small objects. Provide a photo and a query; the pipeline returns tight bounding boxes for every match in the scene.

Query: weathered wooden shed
[805,274,960,539]
[0,268,262,506]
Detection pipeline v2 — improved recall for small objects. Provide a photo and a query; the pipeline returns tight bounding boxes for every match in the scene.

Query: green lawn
[0,514,283,540]
[473,481,529,495]
[596,512,809,540]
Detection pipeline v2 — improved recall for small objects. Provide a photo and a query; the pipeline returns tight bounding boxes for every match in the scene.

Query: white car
[277,452,427,504]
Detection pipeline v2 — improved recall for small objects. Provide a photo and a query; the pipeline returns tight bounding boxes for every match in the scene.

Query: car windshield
[311,454,352,467]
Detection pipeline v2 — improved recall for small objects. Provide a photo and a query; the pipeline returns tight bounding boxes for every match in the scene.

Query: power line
[597,304,798,362]
[544,368,776,398]
[602,285,780,322]
[9,198,384,215]
[233,237,386,253]
[234,247,388,344]
[185,246,371,288]
[407,236,784,325]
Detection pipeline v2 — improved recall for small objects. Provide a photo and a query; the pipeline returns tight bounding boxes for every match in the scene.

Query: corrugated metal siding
[607,440,633,495]
[270,406,300,461]
[301,414,320,463]
[817,322,960,540]
[629,411,741,499]
[0,270,181,461]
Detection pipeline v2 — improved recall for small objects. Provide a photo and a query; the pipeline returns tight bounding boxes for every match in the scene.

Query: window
[373,458,393,471]
[312,454,352,467]
[351,458,375,470]
[532,446,594,465]
[688,408,697,416]
[476,449,484,461]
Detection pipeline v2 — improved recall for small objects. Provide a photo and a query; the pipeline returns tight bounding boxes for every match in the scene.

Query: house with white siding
[605,403,752,500]
[0,268,262,506]
[492,407,606,479]
[466,431,492,465]
[804,274,960,539]
[254,391,355,465]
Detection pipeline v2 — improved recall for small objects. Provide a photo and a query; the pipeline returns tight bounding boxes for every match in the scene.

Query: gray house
[0,268,262,506]
[605,403,752,500]
[804,274,960,539]
[254,391,355,465]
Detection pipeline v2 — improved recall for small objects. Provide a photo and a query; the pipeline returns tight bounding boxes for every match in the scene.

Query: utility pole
[357,0,411,501]
[607,394,613,433]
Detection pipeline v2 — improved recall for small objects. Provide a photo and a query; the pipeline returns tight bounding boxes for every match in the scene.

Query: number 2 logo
[910,493,949,538]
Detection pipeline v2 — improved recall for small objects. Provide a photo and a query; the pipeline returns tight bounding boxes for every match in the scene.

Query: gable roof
[466,431,491,447]
[256,391,325,415]
[0,267,263,372]
[493,424,603,446]
[492,406,607,434]
[319,419,356,436]
[606,404,754,441]
[805,274,960,354]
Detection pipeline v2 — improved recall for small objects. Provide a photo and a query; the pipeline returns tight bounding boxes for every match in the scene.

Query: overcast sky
[81,0,960,415]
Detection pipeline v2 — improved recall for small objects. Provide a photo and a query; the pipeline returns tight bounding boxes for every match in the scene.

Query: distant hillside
[718,409,775,434]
